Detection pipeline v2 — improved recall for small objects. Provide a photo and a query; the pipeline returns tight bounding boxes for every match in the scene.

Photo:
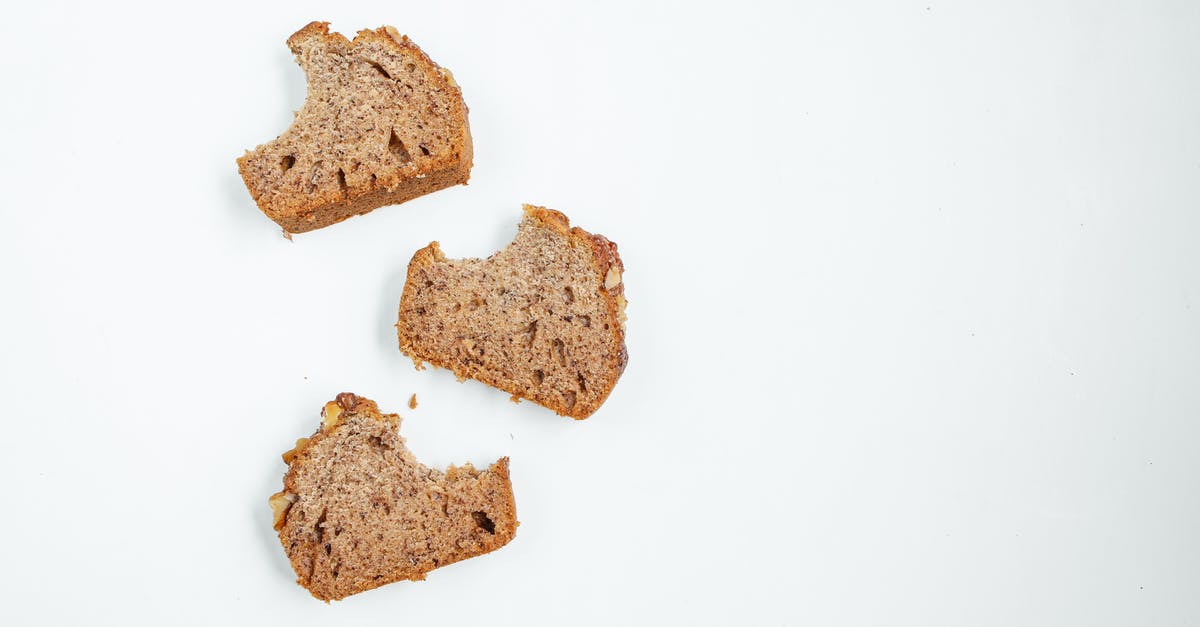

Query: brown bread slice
[237,22,472,233]
[269,393,517,601]
[397,205,628,419]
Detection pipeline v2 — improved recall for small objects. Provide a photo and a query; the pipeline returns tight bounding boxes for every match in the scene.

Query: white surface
[2,0,1198,624]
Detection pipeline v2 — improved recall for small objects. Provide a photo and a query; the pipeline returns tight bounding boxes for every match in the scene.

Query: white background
[2,0,1198,624]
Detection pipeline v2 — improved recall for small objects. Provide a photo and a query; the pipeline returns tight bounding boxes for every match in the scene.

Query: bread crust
[237,22,473,233]
[397,206,628,419]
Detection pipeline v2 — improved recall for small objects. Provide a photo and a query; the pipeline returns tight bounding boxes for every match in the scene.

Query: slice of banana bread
[396,206,628,419]
[238,22,472,233]
[269,393,516,601]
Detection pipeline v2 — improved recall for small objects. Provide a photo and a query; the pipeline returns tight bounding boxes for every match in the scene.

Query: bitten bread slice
[238,22,472,233]
[397,205,628,419]
[269,393,516,601]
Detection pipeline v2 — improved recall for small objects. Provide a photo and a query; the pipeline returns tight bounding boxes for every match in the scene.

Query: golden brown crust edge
[239,161,471,234]
[397,206,628,419]
[237,22,473,234]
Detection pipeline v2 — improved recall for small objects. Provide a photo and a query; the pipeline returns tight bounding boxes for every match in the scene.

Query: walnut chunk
[322,402,343,429]
[269,492,297,530]
[383,25,405,46]
[604,266,622,290]
[281,438,310,464]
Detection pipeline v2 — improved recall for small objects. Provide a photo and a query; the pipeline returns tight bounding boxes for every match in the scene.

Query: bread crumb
[408,393,418,409]
[281,229,293,241]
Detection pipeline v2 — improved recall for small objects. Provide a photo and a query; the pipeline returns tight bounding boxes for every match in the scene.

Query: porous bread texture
[238,22,472,233]
[270,393,516,601]
[397,205,628,419]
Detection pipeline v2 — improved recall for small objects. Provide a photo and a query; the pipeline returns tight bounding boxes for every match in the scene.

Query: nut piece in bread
[237,22,473,233]
[397,205,628,419]
[270,393,517,601]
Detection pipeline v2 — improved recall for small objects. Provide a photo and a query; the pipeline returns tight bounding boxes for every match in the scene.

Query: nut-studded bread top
[270,393,516,601]
[238,22,472,233]
[397,206,628,419]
